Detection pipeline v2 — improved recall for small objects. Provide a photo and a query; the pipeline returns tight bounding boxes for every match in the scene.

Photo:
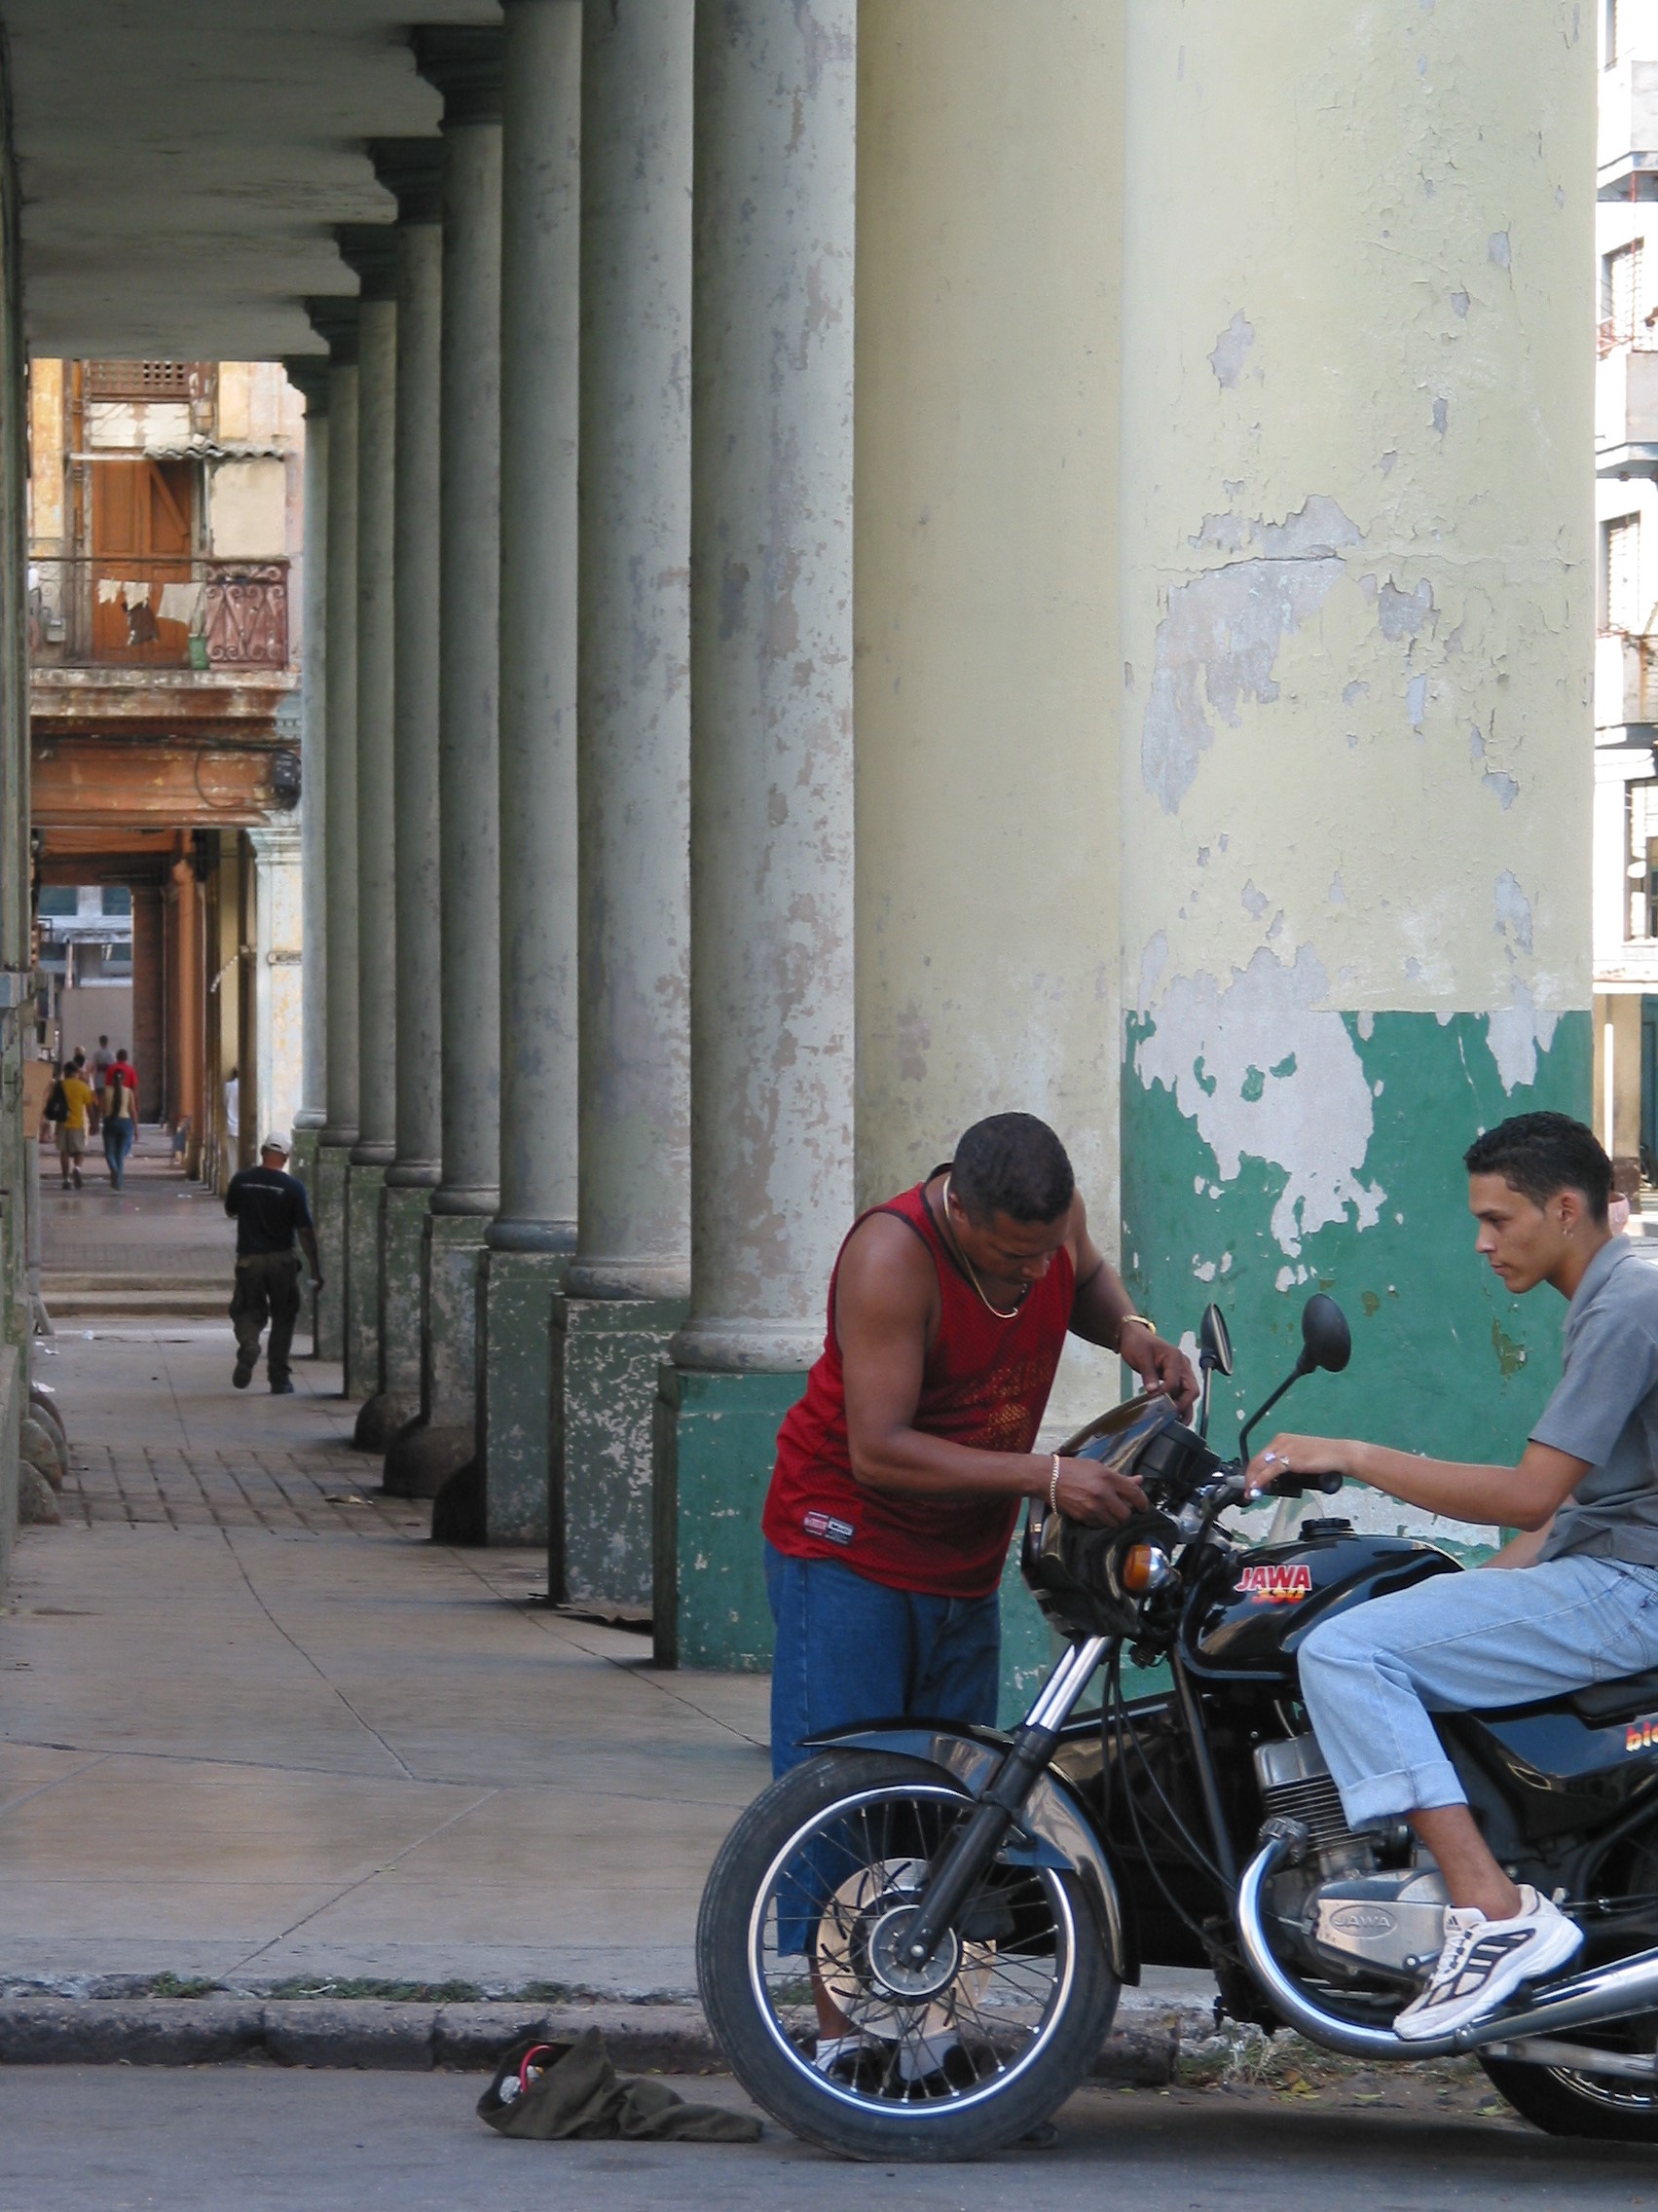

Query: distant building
[26,358,304,1185]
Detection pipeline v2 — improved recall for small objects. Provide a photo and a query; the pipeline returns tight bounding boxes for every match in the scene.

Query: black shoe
[270,1379,295,1395]
[233,1360,253,1389]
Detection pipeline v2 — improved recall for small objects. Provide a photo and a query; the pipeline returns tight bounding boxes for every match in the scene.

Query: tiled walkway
[1,1159,771,1998]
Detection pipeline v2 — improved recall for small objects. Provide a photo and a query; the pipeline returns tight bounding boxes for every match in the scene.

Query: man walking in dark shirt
[226,1134,322,1394]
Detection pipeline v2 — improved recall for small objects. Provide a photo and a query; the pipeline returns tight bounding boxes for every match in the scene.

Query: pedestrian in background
[55,1058,94,1189]
[226,1135,322,1395]
[101,1050,136,1190]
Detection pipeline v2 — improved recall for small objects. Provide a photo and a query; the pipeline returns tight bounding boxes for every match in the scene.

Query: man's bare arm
[836,1215,1145,1526]
[1245,1431,1590,1531]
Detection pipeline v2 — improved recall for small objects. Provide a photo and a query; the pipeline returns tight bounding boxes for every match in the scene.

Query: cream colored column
[1119,2,1594,1528]
[855,3,1124,1447]
[655,0,856,1668]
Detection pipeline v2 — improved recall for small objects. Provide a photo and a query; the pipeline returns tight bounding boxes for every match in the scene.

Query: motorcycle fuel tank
[1183,1522,1459,1684]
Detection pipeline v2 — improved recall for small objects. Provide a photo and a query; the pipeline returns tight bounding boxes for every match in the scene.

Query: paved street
[3,2063,1654,2212]
[2,1154,770,1997]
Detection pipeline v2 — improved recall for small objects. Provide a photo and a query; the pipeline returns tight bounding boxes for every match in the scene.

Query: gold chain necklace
[938,1175,1026,1320]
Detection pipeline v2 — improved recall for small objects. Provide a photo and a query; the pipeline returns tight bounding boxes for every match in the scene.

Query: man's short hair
[952,1113,1075,1225]
[1463,1112,1611,1225]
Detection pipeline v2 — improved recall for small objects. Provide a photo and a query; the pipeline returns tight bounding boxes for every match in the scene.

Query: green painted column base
[343,1162,386,1403]
[354,1180,428,1450]
[479,1248,566,1545]
[652,1364,805,1672]
[290,1130,320,1354]
[382,1213,487,1500]
[552,1295,686,1610]
[313,1142,350,1363]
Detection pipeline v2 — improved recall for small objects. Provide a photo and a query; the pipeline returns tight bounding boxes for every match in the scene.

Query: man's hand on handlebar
[1243,1431,1354,1500]
[1051,1457,1148,1528]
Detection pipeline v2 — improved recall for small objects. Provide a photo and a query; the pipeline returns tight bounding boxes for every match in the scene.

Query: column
[385,29,503,1503]
[853,3,1124,1714]
[284,357,328,1313]
[478,0,581,1546]
[336,229,398,1409]
[248,826,304,1155]
[554,0,692,1607]
[653,0,857,1667]
[1118,2,1593,1543]
[305,302,360,1364]
[358,141,445,1454]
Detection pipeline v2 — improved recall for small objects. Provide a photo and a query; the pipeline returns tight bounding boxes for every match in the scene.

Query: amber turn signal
[1121,1543,1171,1595]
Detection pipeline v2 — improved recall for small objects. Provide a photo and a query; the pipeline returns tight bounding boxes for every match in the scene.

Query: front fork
[898,1637,1110,1969]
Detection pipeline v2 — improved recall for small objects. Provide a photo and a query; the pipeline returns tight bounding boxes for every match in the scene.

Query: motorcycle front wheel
[695,1750,1119,2161]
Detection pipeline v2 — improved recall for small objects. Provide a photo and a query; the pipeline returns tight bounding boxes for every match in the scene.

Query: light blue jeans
[1298,1557,1658,1829]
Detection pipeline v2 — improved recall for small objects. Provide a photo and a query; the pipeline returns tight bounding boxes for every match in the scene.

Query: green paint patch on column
[343,1163,386,1402]
[313,1142,350,1361]
[379,1184,428,1409]
[653,1366,804,1672]
[479,1248,564,1545]
[553,1295,685,1610]
[1123,1008,1591,1469]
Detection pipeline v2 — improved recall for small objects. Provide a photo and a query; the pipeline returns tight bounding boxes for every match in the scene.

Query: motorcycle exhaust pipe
[1237,1823,1658,2063]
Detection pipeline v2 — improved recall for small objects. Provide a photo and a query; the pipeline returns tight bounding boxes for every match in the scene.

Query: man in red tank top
[764,1112,1195,1751]
[762,1113,1196,2077]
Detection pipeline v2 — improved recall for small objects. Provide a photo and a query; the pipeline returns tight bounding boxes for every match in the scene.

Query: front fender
[801,1720,1139,1984]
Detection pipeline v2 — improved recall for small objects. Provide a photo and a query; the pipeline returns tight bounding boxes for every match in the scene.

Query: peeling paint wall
[855,0,1124,1432]
[1121,2,1594,1505]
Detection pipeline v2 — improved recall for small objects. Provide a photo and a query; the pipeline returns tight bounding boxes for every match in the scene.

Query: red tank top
[762,1180,1075,1599]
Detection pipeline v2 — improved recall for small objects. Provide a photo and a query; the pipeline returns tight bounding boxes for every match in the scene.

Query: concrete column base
[650,1364,804,1671]
[290,1129,321,1353]
[475,1249,564,1545]
[352,1181,428,1451]
[382,1212,487,1499]
[552,1295,685,1609]
[343,1163,386,1403]
[313,1143,351,1362]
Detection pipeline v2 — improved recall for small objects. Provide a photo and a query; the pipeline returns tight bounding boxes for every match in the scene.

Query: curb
[0,1997,1181,2082]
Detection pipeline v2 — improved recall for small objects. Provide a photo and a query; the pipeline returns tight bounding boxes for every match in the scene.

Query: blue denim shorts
[764,1542,1002,1779]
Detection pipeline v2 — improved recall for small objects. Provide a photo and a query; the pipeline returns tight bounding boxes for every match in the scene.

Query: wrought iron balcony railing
[25,555,289,671]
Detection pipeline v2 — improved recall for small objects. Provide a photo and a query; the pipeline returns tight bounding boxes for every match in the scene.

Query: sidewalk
[2,1158,771,1998]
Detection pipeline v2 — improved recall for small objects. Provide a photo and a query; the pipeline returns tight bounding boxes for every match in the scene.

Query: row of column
[289,1,1591,1670]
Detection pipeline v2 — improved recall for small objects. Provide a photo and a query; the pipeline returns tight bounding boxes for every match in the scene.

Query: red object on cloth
[762,1180,1075,1599]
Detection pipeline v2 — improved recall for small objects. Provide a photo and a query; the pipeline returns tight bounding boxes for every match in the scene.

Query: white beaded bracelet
[1049,1454,1062,1515]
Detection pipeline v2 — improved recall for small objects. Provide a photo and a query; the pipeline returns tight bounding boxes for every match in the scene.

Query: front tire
[696,1751,1119,2161]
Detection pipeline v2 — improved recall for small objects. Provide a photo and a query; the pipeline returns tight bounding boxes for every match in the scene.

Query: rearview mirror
[1198,1303,1234,1378]
[1298,1293,1351,1376]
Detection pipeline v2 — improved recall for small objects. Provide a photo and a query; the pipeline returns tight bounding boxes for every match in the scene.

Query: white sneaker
[1394,1887,1583,2043]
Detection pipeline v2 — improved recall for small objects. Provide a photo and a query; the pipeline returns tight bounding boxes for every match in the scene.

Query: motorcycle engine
[1254,1735,1448,1985]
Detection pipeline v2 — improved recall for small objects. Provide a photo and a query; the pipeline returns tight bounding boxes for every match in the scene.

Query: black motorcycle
[697,1295,1658,2158]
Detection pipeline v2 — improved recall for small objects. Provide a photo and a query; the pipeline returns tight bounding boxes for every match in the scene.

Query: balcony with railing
[1602,55,1658,199]
[26,555,289,672]
[1599,339,1658,477]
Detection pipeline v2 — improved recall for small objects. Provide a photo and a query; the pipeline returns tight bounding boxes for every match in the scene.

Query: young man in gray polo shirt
[1245,1111,1658,2041]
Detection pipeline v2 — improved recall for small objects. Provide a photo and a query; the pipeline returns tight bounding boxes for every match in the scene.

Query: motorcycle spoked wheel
[1479,1825,1658,2142]
[695,1751,1119,2161]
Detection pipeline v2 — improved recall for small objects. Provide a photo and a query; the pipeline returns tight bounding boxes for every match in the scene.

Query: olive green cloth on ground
[478,2028,761,2143]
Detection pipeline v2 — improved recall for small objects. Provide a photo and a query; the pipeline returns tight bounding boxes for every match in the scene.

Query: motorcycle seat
[1568,1669,1658,1724]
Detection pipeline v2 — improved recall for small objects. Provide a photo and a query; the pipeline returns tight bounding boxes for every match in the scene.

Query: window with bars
[1606,515,1643,635]
[1630,779,1658,941]
[83,361,212,402]
[1603,241,1645,350]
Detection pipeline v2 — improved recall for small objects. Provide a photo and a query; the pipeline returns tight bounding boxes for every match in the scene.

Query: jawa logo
[1236,1563,1313,1605]
[1625,1712,1658,1753]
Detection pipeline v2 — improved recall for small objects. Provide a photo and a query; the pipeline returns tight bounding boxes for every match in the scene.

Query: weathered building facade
[0,4,1597,1702]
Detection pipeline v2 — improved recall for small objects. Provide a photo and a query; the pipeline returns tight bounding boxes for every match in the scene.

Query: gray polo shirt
[1533,1237,1658,1567]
